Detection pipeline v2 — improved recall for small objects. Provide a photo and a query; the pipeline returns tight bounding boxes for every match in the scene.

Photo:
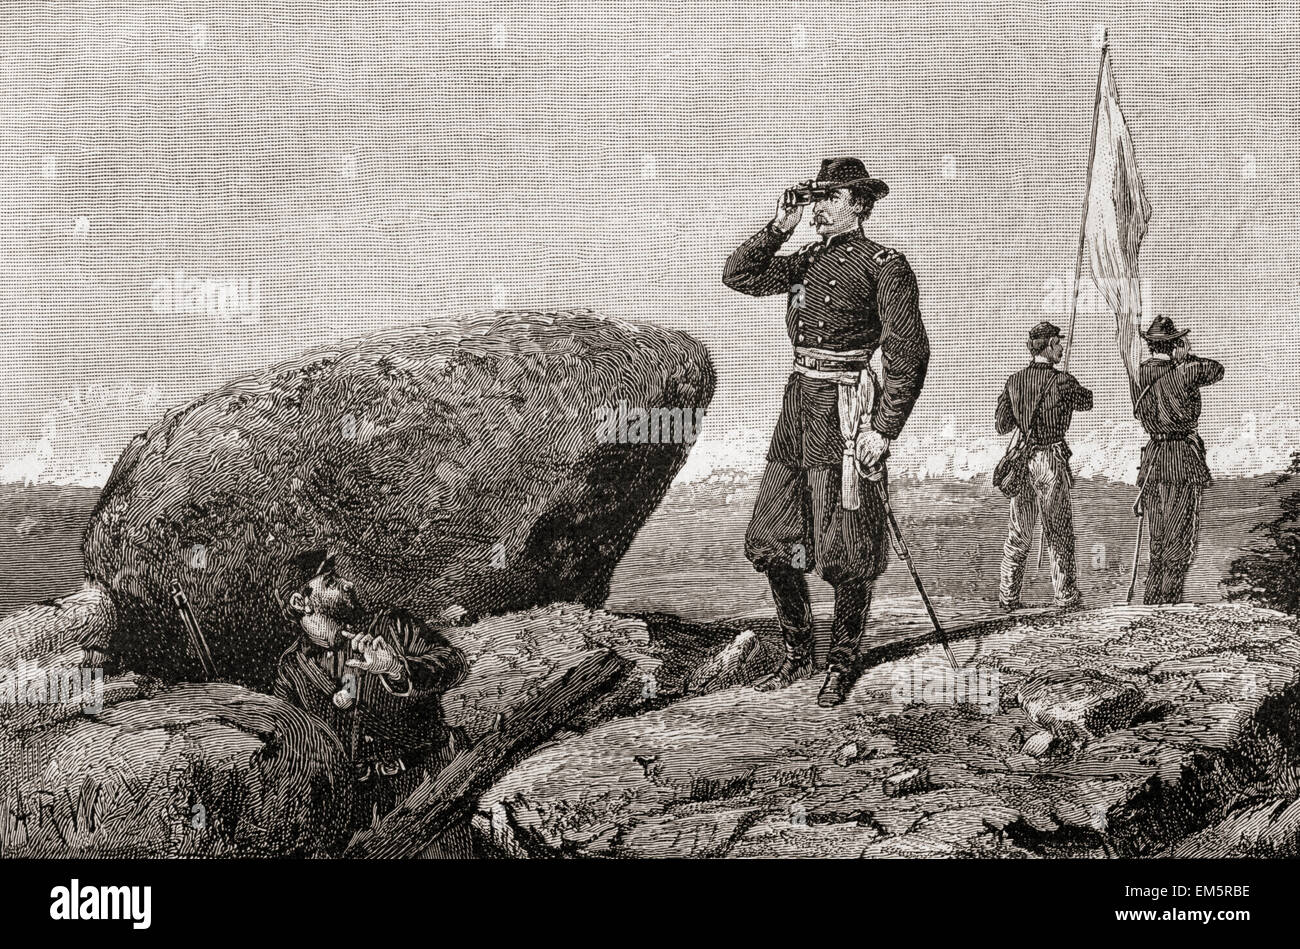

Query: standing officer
[723,158,930,707]
[995,321,1094,611]
[1133,316,1224,604]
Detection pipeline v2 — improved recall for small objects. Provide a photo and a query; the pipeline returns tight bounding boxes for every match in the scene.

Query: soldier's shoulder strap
[853,235,899,263]
[275,633,306,669]
[1020,370,1059,434]
[866,244,910,280]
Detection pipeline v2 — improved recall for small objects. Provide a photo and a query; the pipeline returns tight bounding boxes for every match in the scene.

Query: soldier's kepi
[723,157,930,707]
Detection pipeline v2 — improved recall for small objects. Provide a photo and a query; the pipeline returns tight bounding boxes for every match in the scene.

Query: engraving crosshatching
[0,5,1297,875]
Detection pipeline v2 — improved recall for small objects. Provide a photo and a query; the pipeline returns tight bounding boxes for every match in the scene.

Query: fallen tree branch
[345,647,635,858]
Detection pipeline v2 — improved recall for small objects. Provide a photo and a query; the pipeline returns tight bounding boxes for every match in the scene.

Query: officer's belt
[792,346,869,379]
[1150,432,1197,443]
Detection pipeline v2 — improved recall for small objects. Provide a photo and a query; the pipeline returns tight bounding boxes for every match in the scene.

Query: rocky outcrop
[472,604,1300,858]
[0,601,665,858]
[0,585,115,671]
[1159,797,1300,857]
[80,309,713,688]
[1014,669,1146,755]
[0,683,350,857]
[682,629,780,696]
[442,602,658,742]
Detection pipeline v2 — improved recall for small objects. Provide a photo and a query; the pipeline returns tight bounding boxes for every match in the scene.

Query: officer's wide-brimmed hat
[1142,314,1189,342]
[1028,320,1063,342]
[814,157,890,199]
[291,549,337,584]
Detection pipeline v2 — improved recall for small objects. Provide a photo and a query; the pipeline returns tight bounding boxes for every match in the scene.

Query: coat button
[829,279,837,287]
[817,320,825,327]
[823,295,831,304]
[838,258,848,264]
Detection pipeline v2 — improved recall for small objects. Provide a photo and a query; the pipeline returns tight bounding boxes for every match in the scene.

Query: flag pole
[1062,29,1109,371]
[1038,29,1110,573]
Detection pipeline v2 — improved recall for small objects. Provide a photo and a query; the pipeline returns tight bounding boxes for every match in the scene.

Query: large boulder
[0,683,351,857]
[82,309,713,688]
[0,584,115,671]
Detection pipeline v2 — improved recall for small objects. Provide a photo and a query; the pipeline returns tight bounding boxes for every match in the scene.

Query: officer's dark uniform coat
[723,222,929,584]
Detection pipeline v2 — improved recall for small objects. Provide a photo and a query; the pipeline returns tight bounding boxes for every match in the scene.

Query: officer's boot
[819,577,872,707]
[753,564,814,692]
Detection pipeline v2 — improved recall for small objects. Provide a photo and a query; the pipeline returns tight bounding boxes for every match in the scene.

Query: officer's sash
[792,346,879,510]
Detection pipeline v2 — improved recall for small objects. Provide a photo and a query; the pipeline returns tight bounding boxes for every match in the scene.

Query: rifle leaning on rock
[169,581,218,680]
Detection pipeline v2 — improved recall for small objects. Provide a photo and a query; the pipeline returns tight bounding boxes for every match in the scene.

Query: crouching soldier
[275,549,471,856]
[1134,316,1224,604]
[995,321,1093,611]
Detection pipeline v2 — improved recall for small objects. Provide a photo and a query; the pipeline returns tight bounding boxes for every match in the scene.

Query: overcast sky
[2,0,1297,484]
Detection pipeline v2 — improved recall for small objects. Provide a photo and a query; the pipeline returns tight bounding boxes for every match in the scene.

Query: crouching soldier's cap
[1141,314,1189,342]
[291,549,337,585]
[1028,321,1063,342]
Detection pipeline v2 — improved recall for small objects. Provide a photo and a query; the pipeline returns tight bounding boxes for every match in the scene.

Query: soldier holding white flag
[995,321,1094,611]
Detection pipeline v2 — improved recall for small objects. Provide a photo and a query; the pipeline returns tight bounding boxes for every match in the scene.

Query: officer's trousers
[745,460,889,583]
[998,445,1081,607]
[1142,479,1204,605]
[746,459,886,672]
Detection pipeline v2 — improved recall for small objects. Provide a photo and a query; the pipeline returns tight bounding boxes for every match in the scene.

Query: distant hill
[0,483,100,615]
[0,473,1286,626]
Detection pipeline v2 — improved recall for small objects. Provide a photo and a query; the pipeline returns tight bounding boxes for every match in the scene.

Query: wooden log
[345,647,636,858]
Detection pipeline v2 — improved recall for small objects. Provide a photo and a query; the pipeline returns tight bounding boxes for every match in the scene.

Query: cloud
[0,383,164,488]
